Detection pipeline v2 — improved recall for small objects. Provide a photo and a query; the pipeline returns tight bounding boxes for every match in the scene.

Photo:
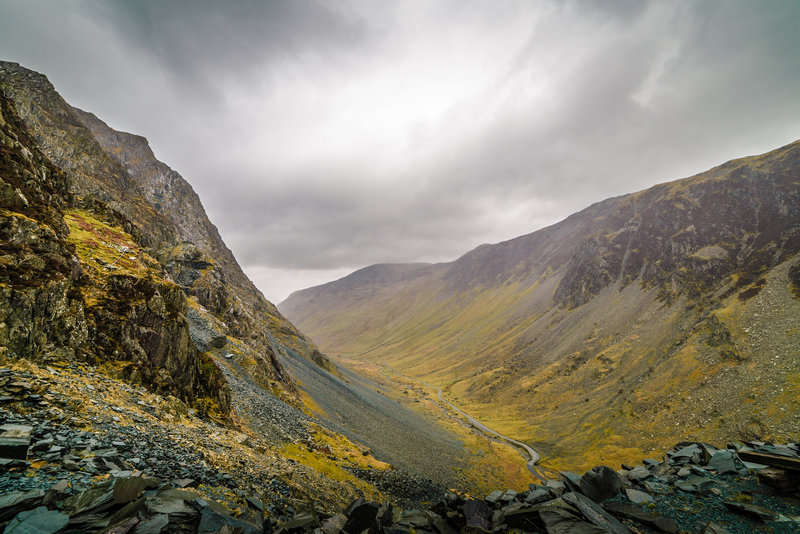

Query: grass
[292,255,800,476]
[278,423,389,501]
[64,208,166,306]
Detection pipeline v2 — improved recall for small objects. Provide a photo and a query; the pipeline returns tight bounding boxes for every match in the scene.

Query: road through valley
[380,364,547,483]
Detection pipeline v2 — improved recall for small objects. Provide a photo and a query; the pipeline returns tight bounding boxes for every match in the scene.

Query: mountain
[0,60,495,503]
[281,139,800,471]
[2,60,799,533]
[0,60,342,404]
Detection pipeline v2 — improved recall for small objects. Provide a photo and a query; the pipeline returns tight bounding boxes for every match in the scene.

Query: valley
[376,362,547,482]
[281,140,800,473]
[1,58,798,533]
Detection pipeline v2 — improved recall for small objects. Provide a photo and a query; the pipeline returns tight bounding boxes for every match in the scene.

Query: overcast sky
[2,1,799,302]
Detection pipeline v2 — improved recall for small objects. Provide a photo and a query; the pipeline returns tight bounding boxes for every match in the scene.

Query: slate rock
[545,480,565,497]
[320,513,347,534]
[704,522,734,534]
[603,501,677,533]
[500,489,518,502]
[245,496,264,513]
[626,465,651,482]
[197,505,263,534]
[343,498,365,517]
[501,506,543,532]
[0,490,46,522]
[723,501,779,522]
[560,471,583,493]
[30,438,53,452]
[42,479,69,507]
[707,450,738,474]
[0,458,28,471]
[375,502,394,528]
[134,513,169,533]
[484,490,504,504]
[579,466,623,502]
[526,488,552,504]
[643,480,670,495]
[3,506,69,534]
[625,488,654,504]
[669,444,701,465]
[343,500,380,533]
[463,499,490,530]
[675,476,715,494]
[539,507,609,534]
[103,516,139,534]
[172,478,199,489]
[561,492,630,534]
[0,424,33,460]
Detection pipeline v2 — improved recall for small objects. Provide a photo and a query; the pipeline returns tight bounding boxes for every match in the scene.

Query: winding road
[380,364,547,483]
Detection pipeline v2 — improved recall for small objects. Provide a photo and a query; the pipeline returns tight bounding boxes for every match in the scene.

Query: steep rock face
[0,89,229,414]
[0,63,173,247]
[70,103,335,380]
[282,140,800,469]
[0,61,335,401]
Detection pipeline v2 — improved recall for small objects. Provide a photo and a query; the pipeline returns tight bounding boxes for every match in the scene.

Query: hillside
[281,140,800,471]
[0,60,508,502]
[1,61,798,534]
[0,60,342,398]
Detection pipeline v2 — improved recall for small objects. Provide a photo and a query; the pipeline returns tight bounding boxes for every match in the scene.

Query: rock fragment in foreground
[0,438,799,533]
[0,425,32,461]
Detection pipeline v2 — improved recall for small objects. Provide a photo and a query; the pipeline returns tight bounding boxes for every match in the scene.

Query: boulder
[579,466,623,502]
[463,499,490,530]
[707,450,738,474]
[626,465,652,482]
[625,488,654,504]
[0,424,32,460]
[186,307,228,352]
[484,490,504,504]
[343,499,380,533]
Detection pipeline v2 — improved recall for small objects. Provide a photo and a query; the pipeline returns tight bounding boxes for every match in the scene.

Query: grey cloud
[86,0,368,89]
[1,0,799,302]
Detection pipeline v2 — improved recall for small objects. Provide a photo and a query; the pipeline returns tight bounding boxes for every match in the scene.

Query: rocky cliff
[0,85,228,414]
[282,139,800,470]
[0,61,335,411]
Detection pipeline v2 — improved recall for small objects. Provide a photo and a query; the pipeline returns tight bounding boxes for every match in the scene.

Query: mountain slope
[0,79,229,414]
[1,61,492,498]
[0,61,335,399]
[281,140,800,470]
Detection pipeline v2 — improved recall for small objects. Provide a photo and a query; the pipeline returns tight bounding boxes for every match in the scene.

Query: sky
[1,0,799,303]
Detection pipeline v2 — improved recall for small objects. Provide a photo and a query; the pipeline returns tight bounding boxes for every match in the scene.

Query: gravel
[277,347,470,490]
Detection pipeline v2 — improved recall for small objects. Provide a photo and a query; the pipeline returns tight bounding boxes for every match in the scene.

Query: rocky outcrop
[553,152,800,307]
[70,103,336,378]
[0,60,344,413]
[0,84,228,415]
[0,62,174,248]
